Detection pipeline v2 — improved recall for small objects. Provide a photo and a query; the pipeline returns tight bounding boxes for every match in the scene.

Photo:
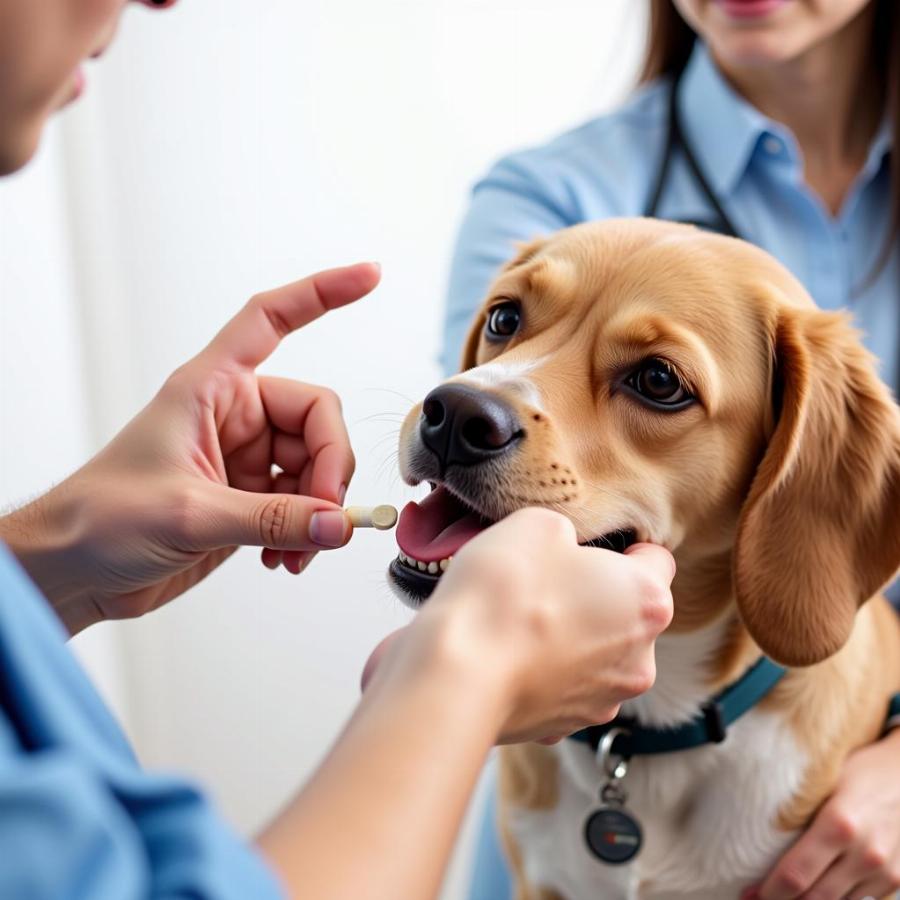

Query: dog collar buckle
[702,700,727,743]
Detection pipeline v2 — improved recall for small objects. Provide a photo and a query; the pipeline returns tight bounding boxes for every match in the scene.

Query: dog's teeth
[398,552,451,575]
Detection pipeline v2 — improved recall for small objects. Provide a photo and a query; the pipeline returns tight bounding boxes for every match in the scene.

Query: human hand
[1,263,380,635]
[744,728,900,900]
[364,508,675,744]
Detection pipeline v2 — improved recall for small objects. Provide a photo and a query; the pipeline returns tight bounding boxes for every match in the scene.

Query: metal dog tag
[583,783,643,864]
[584,727,642,864]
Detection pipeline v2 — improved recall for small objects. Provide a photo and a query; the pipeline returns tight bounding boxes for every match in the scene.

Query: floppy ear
[459,237,548,372]
[459,308,487,372]
[734,307,900,667]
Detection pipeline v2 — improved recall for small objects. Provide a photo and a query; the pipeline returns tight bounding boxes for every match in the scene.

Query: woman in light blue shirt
[448,1,900,898]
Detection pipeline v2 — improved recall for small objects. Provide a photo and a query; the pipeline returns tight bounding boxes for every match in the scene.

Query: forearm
[257,617,507,900]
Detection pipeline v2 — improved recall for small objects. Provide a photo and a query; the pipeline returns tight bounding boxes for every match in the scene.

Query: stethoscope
[643,69,742,238]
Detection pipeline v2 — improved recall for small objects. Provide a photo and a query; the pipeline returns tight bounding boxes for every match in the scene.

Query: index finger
[206,262,381,368]
[753,803,846,900]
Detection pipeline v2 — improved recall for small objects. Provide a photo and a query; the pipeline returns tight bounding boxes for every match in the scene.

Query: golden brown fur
[430,219,900,896]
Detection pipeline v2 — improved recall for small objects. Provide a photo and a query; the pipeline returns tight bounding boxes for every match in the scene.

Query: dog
[388,219,900,900]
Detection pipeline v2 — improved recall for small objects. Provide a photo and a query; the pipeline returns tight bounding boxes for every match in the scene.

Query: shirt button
[763,136,782,155]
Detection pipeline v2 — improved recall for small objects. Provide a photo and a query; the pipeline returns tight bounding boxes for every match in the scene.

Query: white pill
[345,505,399,530]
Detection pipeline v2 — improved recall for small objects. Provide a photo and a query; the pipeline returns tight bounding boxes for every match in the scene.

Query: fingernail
[310,510,349,547]
[338,483,347,505]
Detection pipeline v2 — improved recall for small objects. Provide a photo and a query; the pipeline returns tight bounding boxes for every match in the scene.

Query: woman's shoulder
[476,78,671,221]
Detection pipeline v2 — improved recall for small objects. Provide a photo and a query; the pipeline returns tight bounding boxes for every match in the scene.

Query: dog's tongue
[396,486,489,562]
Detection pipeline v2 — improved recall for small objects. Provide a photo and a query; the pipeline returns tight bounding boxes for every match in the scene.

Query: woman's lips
[714,0,790,19]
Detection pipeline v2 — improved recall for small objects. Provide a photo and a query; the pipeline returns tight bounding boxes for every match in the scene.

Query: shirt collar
[678,41,893,197]
[677,41,771,198]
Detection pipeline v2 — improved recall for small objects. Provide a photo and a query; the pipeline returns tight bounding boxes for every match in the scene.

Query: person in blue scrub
[446,1,900,898]
[0,1,681,897]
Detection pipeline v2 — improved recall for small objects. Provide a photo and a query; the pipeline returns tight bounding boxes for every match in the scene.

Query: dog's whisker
[368,430,402,452]
[353,412,407,427]
[374,448,399,479]
[360,387,418,406]
[374,451,402,492]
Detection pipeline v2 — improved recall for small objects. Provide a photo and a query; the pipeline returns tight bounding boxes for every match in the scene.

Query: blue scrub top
[442,41,898,900]
[0,545,283,898]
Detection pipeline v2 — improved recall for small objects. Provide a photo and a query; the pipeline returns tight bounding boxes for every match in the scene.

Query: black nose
[419,384,522,469]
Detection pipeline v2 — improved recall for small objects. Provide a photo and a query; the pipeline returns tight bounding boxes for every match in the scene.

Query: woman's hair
[639,0,900,262]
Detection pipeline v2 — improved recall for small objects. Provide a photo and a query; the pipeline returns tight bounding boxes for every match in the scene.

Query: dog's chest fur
[502,619,807,900]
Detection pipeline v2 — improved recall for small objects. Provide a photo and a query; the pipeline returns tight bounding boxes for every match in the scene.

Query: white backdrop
[0,1,646,894]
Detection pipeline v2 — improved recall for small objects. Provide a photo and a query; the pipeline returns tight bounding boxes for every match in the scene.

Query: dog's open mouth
[389,485,637,607]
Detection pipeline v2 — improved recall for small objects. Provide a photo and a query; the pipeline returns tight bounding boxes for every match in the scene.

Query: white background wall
[0,1,646,895]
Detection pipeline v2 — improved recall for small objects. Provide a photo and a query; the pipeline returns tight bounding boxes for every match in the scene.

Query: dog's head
[391,219,900,666]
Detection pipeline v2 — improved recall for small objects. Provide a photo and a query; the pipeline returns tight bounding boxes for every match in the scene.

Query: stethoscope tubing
[644,71,740,238]
[644,70,898,385]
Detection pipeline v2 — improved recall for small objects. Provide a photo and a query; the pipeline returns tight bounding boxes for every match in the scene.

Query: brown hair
[639,0,899,264]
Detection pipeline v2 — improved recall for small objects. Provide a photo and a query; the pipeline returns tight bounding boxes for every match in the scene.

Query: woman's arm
[258,510,675,899]
[749,727,900,900]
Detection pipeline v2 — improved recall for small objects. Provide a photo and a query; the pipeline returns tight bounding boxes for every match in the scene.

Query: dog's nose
[419,384,522,468]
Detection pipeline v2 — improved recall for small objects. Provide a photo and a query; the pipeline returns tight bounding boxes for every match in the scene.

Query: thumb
[198,484,352,551]
[360,627,408,692]
[623,541,677,585]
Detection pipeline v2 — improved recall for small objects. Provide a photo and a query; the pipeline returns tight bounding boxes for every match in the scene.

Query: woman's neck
[712,6,883,215]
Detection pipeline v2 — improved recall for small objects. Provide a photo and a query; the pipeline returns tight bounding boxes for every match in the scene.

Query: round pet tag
[584,807,643,864]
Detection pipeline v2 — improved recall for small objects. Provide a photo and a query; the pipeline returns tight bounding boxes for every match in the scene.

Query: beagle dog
[389,219,900,900]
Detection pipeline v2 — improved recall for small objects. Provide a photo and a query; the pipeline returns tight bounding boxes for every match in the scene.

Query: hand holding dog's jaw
[365,508,675,744]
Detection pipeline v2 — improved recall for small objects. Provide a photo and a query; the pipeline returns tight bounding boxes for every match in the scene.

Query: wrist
[0,486,94,634]
[378,600,514,743]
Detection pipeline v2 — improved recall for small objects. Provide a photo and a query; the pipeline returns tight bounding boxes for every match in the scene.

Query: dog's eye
[625,359,694,409]
[486,302,521,340]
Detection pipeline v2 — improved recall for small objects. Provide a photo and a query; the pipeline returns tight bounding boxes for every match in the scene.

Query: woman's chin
[709,31,812,70]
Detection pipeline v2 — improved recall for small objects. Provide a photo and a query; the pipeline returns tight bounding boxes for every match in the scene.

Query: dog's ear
[459,308,487,372]
[734,306,900,666]
[459,237,548,372]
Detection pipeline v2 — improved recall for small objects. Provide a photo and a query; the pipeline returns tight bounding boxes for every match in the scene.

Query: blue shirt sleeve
[442,154,578,375]
[0,544,283,899]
